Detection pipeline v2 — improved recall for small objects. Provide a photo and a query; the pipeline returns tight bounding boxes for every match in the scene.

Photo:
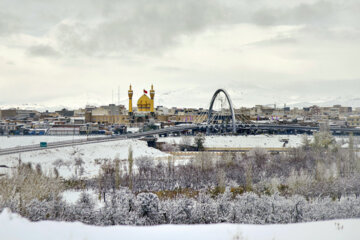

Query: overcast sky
[1,0,360,110]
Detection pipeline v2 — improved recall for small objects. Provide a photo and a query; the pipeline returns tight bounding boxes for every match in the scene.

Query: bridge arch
[207,89,236,133]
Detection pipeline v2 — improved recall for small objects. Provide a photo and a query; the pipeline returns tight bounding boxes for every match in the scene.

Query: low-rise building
[347,115,360,127]
[47,125,80,135]
[0,109,39,120]
[0,109,17,120]
[74,108,86,117]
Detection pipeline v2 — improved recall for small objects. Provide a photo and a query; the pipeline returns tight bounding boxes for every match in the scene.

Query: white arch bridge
[0,89,359,156]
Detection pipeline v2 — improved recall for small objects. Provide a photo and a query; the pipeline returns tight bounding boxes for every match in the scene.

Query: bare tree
[194,133,205,151]
[128,146,134,191]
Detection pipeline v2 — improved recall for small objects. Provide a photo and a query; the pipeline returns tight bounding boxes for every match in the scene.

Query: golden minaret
[150,84,155,114]
[128,84,133,115]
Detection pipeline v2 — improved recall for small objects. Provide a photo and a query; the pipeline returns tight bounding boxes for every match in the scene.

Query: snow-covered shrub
[192,190,218,224]
[3,187,360,225]
[26,198,69,222]
[217,187,234,222]
[233,192,269,224]
[162,197,195,224]
[25,199,50,221]
[73,192,96,224]
[136,192,160,225]
[101,189,137,225]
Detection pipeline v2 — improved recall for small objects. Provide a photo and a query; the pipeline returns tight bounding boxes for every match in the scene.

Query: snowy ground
[1,135,358,179]
[0,139,169,179]
[0,135,107,149]
[1,134,358,150]
[0,208,359,240]
[161,135,360,148]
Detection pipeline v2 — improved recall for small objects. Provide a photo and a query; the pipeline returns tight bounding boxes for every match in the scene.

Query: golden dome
[137,94,151,112]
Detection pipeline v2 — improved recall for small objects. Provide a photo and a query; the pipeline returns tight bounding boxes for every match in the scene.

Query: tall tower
[150,84,155,115]
[128,84,133,116]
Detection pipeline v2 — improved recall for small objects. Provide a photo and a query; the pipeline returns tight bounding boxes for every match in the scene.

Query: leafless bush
[161,142,179,152]
[136,156,154,176]
[248,147,269,169]
[74,157,85,178]
[180,136,192,146]
[0,163,63,211]
[194,152,214,171]
[53,159,64,168]
[287,169,314,196]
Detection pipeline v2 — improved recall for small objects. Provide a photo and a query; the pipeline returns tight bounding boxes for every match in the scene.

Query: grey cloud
[289,1,335,25]
[27,44,60,58]
[1,0,360,57]
[0,11,19,35]
[252,1,336,26]
[252,9,278,26]
[50,0,360,57]
[52,0,231,56]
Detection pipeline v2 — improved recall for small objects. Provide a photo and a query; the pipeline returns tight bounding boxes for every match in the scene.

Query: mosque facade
[128,84,155,117]
[85,84,156,125]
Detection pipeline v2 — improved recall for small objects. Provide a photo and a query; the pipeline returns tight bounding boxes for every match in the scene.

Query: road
[0,125,196,156]
[0,123,359,156]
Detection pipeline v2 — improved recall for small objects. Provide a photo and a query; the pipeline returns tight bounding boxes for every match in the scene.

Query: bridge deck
[0,124,359,156]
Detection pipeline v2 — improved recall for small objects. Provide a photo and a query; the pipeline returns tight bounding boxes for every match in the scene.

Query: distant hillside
[0,103,70,112]
[289,98,360,109]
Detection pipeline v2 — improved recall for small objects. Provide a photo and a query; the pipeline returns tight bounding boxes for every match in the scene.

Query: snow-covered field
[161,135,359,148]
[1,134,357,150]
[0,208,359,240]
[0,139,169,179]
[0,135,107,149]
[1,135,358,179]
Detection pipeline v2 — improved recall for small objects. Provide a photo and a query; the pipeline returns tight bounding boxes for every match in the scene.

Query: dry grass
[0,162,64,209]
